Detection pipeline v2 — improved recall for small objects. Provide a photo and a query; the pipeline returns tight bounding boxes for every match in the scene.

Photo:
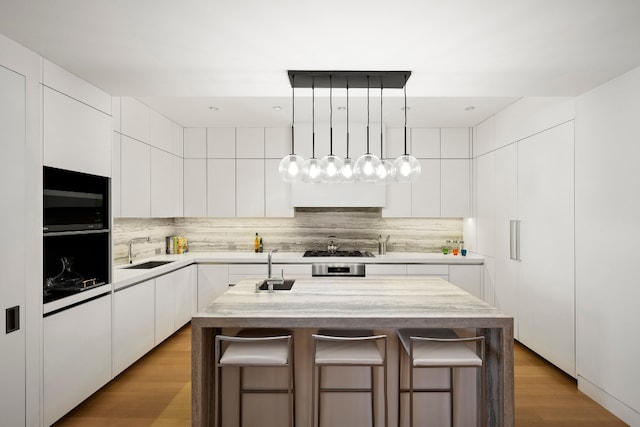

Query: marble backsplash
[113,209,463,265]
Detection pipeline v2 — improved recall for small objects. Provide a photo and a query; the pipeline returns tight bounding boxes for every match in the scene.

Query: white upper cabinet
[265,127,291,159]
[149,109,173,152]
[236,128,264,158]
[121,97,150,143]
[120,135,151,217]
[184,128,207,158]
[473,116,494,157]
[382,182,412,217]
[172,122,184,157]
[150,148,174,217]
[441,159,470,217]
[411,159,441,217]
[236,159,265,217]
[42,60,111,178]
[411,128,440,158]
[265,159,293,217]
[385,127,407,159]
[43,87,112,177]
[183,159,207,217]
[207,128,235,158]
[207,159,236,217]
[441,128,470,158]
[112,133,121,217]
[173,155,184,217]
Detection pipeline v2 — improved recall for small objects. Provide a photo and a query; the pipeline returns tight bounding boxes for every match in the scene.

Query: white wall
[575,66,640,425]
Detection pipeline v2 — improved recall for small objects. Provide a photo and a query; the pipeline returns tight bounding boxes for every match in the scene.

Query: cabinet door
[517,121,575,376]
[236,128,264,158]
[411,159,440,217]
[155,274,175,345]
[173,155,184,216]
[121,97,149,143]
[197,265,229,311]
[207,159,236,217]
[184,159,207,216]
[382,182,412,217]
[174,266,197,328]
[493,144,519,338]
[112,133,121,217]
[151,148,175,217]
[43,294,112,426]
[0,66,26,426]
[113,280,155,376]
[265,159,293,217]
[121,135,151,217]
[43,87,111,177]
[149,109,173,152]
[236,159,265,217]
[448,265,482,299]
[441,159,470,217]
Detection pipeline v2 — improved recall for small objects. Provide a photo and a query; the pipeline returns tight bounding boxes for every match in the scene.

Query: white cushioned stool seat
[219,338,290,366]
[315,338,385,365]
[398,328,482,367]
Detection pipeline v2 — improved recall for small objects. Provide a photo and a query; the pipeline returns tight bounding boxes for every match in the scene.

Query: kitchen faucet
[128,236,150,264]
[267,249,279,278]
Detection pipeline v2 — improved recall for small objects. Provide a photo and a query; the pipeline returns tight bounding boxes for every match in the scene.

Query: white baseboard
[578,375,639,426]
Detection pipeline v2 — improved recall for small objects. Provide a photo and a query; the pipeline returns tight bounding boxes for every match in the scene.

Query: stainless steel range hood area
[291,182,385,207]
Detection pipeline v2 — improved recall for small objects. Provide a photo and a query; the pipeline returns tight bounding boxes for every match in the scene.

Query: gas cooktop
[303,250,374,257]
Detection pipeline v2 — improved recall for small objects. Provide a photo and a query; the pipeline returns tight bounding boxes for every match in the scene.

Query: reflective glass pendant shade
[319,154,344,184]
[278,154,305,183]
[376,158,395,184]
[392,155,421,183]
[302,158,323,183]
[354,153,381,183]
[341,157,356,183]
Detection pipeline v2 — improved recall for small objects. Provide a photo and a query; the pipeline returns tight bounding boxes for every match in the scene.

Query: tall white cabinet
[473,99,576,377]
[0,58,27,427]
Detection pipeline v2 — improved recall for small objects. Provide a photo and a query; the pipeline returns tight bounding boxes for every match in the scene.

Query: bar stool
[312,330,388,427]
[214,329,294,427]
[397,329,485,427]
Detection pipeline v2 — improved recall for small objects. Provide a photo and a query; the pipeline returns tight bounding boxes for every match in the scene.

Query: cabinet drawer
[406,264,449,276]
[228,264,266,275]
[274,263,312,277]
[366,264,407,275]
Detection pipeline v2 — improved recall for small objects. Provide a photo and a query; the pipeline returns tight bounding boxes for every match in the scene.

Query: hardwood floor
[54,324,627,427]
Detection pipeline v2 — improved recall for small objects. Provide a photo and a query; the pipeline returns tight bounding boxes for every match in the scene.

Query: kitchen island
[192,276,513,426]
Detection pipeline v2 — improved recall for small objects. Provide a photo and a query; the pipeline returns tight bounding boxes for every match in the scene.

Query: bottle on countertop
[460,240,467,256]
[452,240,459,256]
[443,240,451,255]
[254,233,260,253]
[259,237,263,253]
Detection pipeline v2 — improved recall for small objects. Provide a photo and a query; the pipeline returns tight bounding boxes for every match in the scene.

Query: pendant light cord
[346,82,350,159]
[366,75,370,155]
[380,84,384,159]
[291,74,295,155]
[312,79,315,159]
[329,75,333,156]
[404,74,408,156]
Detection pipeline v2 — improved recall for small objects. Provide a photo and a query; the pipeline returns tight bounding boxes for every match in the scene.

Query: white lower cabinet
[113,279,156,376]
[43,293,112,426]
[155,266,197,345]
[197,264,230,310]
[406,264,449,279]
[448,264,482,299]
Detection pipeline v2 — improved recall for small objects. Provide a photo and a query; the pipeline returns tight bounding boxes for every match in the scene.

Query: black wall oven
[43,167,110,303]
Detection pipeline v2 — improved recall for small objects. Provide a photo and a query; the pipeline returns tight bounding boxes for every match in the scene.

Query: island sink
[257,279,295,291]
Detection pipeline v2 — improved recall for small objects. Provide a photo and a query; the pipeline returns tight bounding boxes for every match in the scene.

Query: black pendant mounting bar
[287,70,411,89]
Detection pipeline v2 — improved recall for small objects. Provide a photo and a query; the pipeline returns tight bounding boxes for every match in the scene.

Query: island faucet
[128,236,150,264]
[267,249,279,278]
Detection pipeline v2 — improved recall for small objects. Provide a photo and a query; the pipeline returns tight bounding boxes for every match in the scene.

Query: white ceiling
[2,0,640,127]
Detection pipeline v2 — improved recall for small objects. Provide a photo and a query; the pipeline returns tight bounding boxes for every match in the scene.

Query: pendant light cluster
[279,70,421,184]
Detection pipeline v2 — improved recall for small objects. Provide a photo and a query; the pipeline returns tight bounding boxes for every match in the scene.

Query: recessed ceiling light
[401,106,411,111]
[337,106,346,110]
[209,106,219,111]
[465,106,475,111]
[273,106,282,111]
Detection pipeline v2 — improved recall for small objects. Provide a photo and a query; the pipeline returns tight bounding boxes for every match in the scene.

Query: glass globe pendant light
[375,85,394,184]
[392,74,421,183]
[319,75,344,183]
[354,75,381,183]
[340,82,356,183]
[278,74,305,182]
[302,81,322,183]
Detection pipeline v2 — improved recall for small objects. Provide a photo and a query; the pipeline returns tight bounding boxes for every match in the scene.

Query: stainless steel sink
[258,279,295,291]
[124,260,174,269]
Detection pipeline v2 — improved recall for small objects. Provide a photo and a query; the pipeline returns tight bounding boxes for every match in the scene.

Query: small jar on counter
[442,240,451,255]
[452,240,459,256]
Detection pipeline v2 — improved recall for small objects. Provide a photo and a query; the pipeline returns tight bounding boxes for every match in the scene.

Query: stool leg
[370,366,375,427]
[383,354,388,427]
[450,367,454,427]
[317,366,322,427]
[239,367,244,427]
[289,355,295,427]
[409,361,414,427]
